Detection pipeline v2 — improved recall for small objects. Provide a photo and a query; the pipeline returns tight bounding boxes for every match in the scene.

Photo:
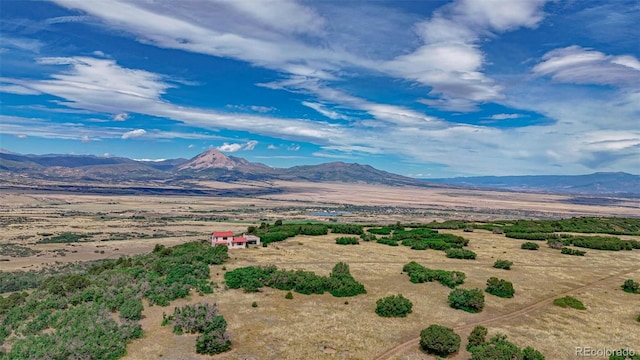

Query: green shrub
[119,298,143,321]
[448,288,484,313]
[285,291,293,299]
[523,346,546,360]
[360,233,377,241]
[467,325,488,350]
[367,227,392,235]
[485,277,515,298]
[419,324,461,357]
[493,260,512,270]
[637,313,640,322]
[335,237,359,245]
[195,327,231,355]
[561,248,586,256]
[621,279,640,294]
[521,242,539,250]
[330,224,363,235]
[553,296,586,310]
[445,248,477,260]
[251,301,257,308]
[376,237,399,246]
[375,294,413,317]
[402,261,465,288]
[470,334,540,360]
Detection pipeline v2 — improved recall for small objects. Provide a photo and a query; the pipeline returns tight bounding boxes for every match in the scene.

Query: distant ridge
[0,150,429,187]
[427,172,640,195]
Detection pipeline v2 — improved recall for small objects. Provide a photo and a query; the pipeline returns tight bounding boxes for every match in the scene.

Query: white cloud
[121,129,146,139]
[267,144,278,150]
[533,46,640,86]
[80,135,90,143]
[489,113,525,120]
[188,144,195,149]
[301,101,348,120]
[112,112,129,121]
[383,0,551,110]
[287,144,300,151]
[216,140,258,152]
[16,134,28,139]
[0,83,42,95]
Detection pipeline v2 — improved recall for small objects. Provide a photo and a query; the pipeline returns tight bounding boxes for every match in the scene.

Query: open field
[1,182,639,359]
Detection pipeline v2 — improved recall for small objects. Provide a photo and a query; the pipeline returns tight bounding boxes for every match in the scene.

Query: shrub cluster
[485,277,515,298]
[224,262,367,297]
[36,232,92,244]
[249,222,328,245]
[367,227,393,235]
[420,324,461,357]
[466,325,487,350]
[335,237,359,245]
[375,294,413,317]
[330,224,364,235]
[166,303,231,355]
[448,288,485,313]
[402,262,466,288]
[566,236,639,251]
[561,248,586,256]
[445,248,477,259]
[621,279,639,294]
[359,233,377,242]
[376,237,399,246]
[0,240,229,358]
[493,259,512,270]
[521,242,540,250]
[468,333,545,360]
[553,296,586,310]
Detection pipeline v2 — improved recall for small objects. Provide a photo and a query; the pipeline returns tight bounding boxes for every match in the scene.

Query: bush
[375,294,413,317]
[251,301,257,308]
[637,313,640,322]
[419,324,461,357]
[485,277,515,298]
[493,260,512,270]
[402,261,465,288]
[119,298,143,321]
[467,325,488,350]
[553,296,586,310]
[335,237,359,245]
[470,334,542,360]
[445,248,477,260]
[561,248,586,256]
[448,288,485,313]
[285,291,293,299]
[621,279,640,294]
[368,227,392,235]
[195,327,231,355]
[523,346,546,360]
[521,242,539,250]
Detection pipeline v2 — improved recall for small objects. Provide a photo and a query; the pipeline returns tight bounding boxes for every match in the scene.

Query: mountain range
[1,149,638,195]
[0,149,428,187]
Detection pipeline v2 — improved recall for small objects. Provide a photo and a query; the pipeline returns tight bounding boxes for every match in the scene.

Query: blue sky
[1,0,638,177]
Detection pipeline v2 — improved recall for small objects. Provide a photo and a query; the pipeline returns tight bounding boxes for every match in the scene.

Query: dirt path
[373,265,640,360]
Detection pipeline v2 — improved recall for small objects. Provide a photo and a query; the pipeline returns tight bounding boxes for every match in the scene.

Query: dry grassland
[1,185,639,360]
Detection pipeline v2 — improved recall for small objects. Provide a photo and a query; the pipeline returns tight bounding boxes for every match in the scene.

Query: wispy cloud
[533,46,640,86]
[121,129,146,139]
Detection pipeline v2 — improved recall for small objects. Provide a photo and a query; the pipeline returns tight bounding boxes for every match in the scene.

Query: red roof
[232,237,247,243]
[214,240,228,245]
[213,231,234,237]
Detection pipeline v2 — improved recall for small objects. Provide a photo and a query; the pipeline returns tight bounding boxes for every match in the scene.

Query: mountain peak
[177,149,234,171]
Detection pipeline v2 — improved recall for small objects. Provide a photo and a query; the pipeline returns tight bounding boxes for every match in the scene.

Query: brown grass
[0,186,638,360]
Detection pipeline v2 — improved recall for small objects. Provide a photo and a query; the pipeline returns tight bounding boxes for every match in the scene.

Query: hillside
[428,172,640,195]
